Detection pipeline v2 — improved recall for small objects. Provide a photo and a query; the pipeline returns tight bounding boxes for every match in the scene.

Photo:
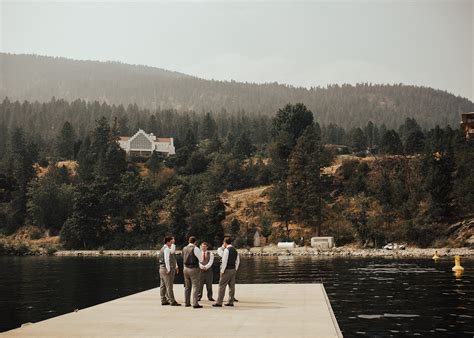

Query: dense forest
[0,99,473,250]
[2,53,473,129]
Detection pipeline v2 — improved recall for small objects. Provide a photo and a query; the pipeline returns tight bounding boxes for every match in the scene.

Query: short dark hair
[223,237,232,245]
[164,236,173,244]
[201,242,209,247]
[189,236,196,244]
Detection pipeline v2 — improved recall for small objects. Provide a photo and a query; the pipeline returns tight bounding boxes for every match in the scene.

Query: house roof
[118,136,130,141]
[156,138,172,142]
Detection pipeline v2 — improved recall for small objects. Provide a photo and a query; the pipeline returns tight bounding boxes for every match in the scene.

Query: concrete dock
[3,284,342,338]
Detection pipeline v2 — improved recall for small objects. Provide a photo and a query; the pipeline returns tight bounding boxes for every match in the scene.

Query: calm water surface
[0,256,472,337]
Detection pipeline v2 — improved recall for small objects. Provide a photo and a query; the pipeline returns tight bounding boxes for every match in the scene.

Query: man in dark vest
[198,242,215,301]
[213,237,240,307]
[182,236,204,308]
[158,236,180,306]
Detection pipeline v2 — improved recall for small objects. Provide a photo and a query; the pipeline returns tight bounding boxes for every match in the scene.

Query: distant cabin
[118,129,176,157]
[461,112,474,140]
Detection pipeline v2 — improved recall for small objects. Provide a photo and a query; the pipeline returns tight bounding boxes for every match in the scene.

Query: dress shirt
[186,243,203,263]
[199,251,214,270]
[220,245,240,274]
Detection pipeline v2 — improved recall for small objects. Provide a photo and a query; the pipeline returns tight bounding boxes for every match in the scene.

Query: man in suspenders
[213,237,240,307]
[198,242,215,302]
[182,236,204,308]
[158,237,181,306]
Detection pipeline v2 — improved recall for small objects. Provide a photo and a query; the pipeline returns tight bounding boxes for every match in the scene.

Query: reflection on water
[0,256,473,336]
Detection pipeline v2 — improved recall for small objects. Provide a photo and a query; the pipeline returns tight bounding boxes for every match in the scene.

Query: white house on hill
[118,129,175,157]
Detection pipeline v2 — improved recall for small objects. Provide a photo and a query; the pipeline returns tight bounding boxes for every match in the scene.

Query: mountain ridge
[1,52,473,128]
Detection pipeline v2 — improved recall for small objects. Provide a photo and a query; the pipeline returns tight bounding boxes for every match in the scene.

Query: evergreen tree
[118,115,130,136]
[287,124,325,235]
[76,136,95,183]
[204,194,225,247]
[27,174,74,234]
[404,129,425,154]
[269,180,292,240]
[423,150,454,220]
[380,129,403,154]
[163,185,188,244]
[201,113,218,140]
[147,151,162,175]
[232,132,256,159]
[60,180,106,248]
[96,142,127,182]
[55,121,76,159]
[10,128,37,227]
[90,117,111,159]
[350,127,367,152]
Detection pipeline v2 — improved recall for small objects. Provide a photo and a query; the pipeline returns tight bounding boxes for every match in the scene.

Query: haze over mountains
[1,53,473,129]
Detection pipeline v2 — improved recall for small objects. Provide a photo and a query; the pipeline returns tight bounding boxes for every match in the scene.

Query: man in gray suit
[182,236,204,308]
[213,237,240,307]
[198,242,215,301]
[158,236,181,306]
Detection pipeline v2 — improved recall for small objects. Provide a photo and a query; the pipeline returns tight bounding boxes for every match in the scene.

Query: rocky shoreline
[52,246,474,258]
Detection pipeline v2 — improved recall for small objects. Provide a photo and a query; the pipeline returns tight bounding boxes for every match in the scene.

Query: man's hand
[220,272,224,277]
[167,270,170,274]
[202,267,207,271]
[176,267,179,274]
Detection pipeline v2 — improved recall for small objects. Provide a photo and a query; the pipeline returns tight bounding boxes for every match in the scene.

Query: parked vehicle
[383,243,406,250]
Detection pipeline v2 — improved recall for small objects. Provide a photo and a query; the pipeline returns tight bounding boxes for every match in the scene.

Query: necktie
[203,251,206,262]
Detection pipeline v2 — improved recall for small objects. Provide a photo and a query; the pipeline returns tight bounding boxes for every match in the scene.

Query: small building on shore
[461,112,474,140]
[118,129,175,157]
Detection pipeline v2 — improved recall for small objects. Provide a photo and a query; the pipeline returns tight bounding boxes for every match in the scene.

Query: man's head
[164,236,173,246]
[223,237,232,247]
[201,242,208,251]
[189,236,196,244]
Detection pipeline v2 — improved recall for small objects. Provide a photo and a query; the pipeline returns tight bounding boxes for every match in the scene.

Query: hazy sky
[1,1,473,100]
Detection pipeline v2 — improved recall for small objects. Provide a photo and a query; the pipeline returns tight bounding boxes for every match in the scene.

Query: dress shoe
[208,298,215,301]
[185,304,191,307]
[161,301,170,306]
[171,302,181,306]
[193,305,203,309]
[225,303,234,307]
[212,304,222,307]
[233,299,239,302]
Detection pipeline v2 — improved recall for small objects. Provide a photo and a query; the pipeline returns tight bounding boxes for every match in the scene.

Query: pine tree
[163,185,188,244]
[380,129,403,155]
[287,124,325,235]
[269,179,292,240]
[147,151,162,175]
[91,117,111,159]
[201,113,218,140]
[232,132,256,159]
[10,128,37,227]
[55,121,76,159]
[423,150,454,220]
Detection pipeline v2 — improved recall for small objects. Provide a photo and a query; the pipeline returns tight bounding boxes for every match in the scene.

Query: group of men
[158,236,240,308]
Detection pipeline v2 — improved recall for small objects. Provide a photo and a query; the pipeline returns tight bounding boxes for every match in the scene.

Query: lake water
[0,256,473,336]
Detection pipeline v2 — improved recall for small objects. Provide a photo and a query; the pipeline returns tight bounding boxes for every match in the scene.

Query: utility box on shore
[277,242,296,249]
[311,237,334,249]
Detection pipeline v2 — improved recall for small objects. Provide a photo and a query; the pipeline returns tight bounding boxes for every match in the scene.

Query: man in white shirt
[198,242,215,301]
[217,244,239,303]
[158,237,180,306]
[213,237,240,307]
[182,236,204,308]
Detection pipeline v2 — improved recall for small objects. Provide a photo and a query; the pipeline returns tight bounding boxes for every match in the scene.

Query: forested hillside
[1,53,473,129]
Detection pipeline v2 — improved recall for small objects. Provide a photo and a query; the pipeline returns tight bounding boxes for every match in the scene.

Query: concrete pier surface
[3,284,342,338]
